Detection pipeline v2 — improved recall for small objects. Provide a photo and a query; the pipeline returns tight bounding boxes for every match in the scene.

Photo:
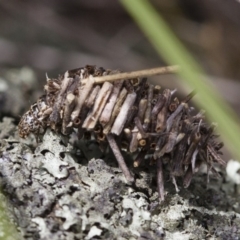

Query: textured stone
[0,119,240,239]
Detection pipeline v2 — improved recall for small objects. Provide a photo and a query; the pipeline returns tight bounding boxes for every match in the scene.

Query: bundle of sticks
[18,65,225,201]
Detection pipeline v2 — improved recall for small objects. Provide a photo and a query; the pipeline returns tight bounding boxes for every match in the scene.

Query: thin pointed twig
[107,134,134,183]
[81,65,179,84]
[157,158,165,202]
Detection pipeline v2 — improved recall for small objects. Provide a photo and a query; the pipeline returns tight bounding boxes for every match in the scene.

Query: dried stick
[76,86,101,132]
[71,76,95,121]
[103,87,128,135]
[107,134,134,183]
[134,117,148,138]
[82,82,113,130]
[111,92,137,135]
[62,93,76,135]
[123,128,132,141]
[129,126,139,153]
[49,73,73,127]
[191,148,199,171]
[169,97,179,112]
[151,94,166,118]
[207,144,226,166]
[171,120,190,176]
[99,80,124,126]
[125,78,148,126]
[133,148,147,167]
[155,89,172,133]
[143,84,154,131]
[183,165,193,188]
[60,71,72,94]
[166,103,186,132]
[158,113,182,156]
[154,84,161,94]
[81,65,179,84]
[137,99,148,122]
[184,128,201,165]
[85,85,101,108]
[157,158,165,202]
[200,123,216,149]
[166,90,196,132]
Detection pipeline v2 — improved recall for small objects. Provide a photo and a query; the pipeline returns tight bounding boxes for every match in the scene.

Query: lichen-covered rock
[0,118,240,239]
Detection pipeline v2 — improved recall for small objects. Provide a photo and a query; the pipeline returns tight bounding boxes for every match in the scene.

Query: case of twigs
[18,65,225,201]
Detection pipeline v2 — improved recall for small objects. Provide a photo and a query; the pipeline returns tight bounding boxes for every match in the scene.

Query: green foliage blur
[120,0,240,161]
[0,193,21,240]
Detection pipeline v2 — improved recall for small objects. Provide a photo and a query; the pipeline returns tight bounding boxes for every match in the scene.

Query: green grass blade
[120,0,240,160]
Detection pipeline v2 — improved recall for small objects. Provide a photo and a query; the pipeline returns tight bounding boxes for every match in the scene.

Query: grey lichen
[0,118,240,239]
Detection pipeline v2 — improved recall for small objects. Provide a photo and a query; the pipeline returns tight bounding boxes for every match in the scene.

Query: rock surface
[0,117,240,240]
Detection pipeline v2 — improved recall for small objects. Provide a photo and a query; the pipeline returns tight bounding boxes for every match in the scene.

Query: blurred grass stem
[120,0,240,160]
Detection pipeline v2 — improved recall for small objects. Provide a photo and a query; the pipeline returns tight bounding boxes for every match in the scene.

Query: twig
[151,94,166,118]
[62,93,76,135]
[81,65,179,84]
[99,80,124,126]
[137,99,148,122]
[82,82,113,130]
[111,92,137,135]
[143,84,154,131]
[49,73,73,128]
[103,87,128,135]
[155,89,171,132]
[133,148,147,167]
[158,113,182,157]
[157,158,165,202]
[183,165,193,188]
[129,126,139,153]
[183,127,201,165]
[85,85,101,108]
[71,76,95,121]
[107,134,134,183]
[171,120,190,176]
